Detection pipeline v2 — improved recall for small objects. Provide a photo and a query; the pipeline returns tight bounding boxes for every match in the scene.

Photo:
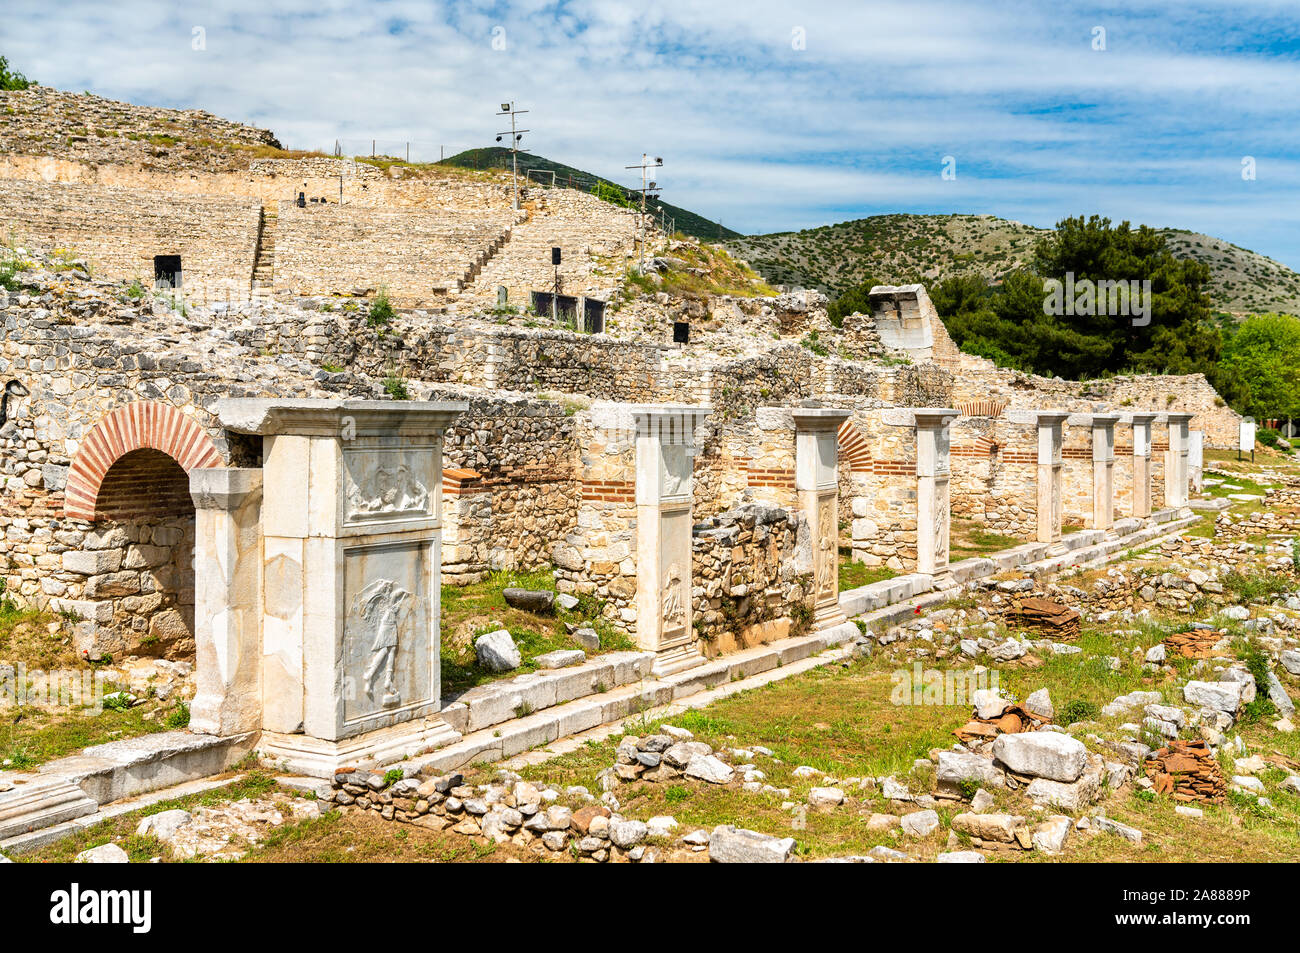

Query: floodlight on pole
[496,101,531,211]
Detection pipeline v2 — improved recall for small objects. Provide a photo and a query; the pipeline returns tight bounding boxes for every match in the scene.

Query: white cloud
[4,0,1299,264]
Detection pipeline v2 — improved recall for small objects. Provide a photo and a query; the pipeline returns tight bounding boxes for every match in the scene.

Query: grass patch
[950,520,1023,557]
[838,554,896,591]
[439,568,636,696]
[16,772,282,863]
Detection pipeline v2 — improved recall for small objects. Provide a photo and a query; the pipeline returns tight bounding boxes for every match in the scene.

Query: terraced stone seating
[273,201,518,302]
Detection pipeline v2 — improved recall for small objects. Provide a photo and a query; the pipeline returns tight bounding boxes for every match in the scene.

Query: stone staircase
[449,210,527,295]
[251,205,276,293]
[459,189,637,309]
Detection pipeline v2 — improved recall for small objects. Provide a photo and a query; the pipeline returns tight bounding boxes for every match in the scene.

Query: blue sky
[7,0,1300,265]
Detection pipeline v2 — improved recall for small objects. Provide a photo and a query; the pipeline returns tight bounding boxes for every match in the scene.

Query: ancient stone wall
[691,503,811,654]
[554,412,637,632]
[0,85,280,172]
[0,178,261,297]
[950,356,1239,449]
[0,147,514,212]
[432,388,581,576]
[461,189,637,307]
[947,416,1038,539]
[846,410,919,570]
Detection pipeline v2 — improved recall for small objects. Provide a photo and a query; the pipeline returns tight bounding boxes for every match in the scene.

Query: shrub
[0,56,34,91]
[367,288,395,326]
[382,375,410,400]
[163,702,190,730]
[1059,699,1100,724]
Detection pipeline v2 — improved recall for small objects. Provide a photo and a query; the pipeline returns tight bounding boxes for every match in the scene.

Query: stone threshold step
[387,622,860,777]
[847,513,1200,635]
[1020,516,1198,577]
[838,507,1196,619]
[439,650,657,737]
[0,774,244,855]
[501,645,857,772]
[0,730,257,849]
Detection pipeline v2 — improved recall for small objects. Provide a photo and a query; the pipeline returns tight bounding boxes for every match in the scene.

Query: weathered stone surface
[708,824,794,863]
[936,850,986,863]
[502,588,556,614]
[1183,680,1243,714]
[684,755,734,784]
[992,731,1087,782]
[533,649,585,670]
[1025,756,1105,812]
[972,688,1011,719]
[1024,688,1054,720]
[1032,815,1071,853]
[609,818,647,849]
[951,812,1025,843]
[76,843,129,863]
[136,808,192,841]
[900,809,939,837]
[936,751,1004,790]
[475,629,521,672]
[1094,816,1143,843]
[808,787,846,809]
[1266,673,1295,717]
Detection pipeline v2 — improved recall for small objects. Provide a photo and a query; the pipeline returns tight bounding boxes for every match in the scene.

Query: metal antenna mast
[624,154,663,270]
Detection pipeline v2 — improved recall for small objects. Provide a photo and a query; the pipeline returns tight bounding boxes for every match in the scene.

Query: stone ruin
[0,84,1245,781]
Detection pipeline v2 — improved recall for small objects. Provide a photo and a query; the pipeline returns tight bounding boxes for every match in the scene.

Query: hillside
[725,213,1300,317]
[0,84,282,172]
[439,147,739,242]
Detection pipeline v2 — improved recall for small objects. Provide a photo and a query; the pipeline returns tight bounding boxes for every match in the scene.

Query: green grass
[950,520,1024,557]
[838,554,896,591]
[0,700,190,770]
[1221,570,1292,602]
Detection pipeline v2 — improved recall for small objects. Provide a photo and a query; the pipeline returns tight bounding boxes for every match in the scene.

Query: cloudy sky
[7,1,1300,264]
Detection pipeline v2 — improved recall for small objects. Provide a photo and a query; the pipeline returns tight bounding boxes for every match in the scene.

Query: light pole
[496,102,530,210]
[625,154,663,271]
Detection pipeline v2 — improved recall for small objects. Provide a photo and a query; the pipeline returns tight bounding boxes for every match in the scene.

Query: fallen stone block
[993,731,1087,782]
[708,825,794,863]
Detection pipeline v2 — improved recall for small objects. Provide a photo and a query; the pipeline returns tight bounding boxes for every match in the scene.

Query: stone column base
[650,643,707,677]
[258,718,462,778]
[813,601,850,631]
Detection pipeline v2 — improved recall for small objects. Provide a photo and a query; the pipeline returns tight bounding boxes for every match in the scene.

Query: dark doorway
[673,321,690,344]
[584,298,606,334]
[556,295,579,325]
[531,290,554,316]
[154,255,182,290]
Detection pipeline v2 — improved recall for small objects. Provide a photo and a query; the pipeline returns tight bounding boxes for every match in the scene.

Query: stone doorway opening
[90,448,196,659]
[153,254,182,290]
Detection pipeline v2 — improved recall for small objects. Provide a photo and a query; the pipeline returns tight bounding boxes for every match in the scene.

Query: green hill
[439,147,740,242]
[724,213,1300,317]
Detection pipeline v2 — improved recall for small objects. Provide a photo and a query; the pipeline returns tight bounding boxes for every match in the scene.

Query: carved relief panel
[341,539,432,726]
[344,447,437,527]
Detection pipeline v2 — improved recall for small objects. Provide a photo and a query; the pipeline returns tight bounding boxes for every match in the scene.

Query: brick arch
[837,420,872,474]
[65,402,224,521]
[954,398,1008,418]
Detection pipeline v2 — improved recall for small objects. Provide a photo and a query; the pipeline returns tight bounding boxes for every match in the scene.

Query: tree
[933,214,1228,387]
[590,181,633,210]
[0,56,34,91]
[827,277,878,327]
[1221,313,1300,421]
